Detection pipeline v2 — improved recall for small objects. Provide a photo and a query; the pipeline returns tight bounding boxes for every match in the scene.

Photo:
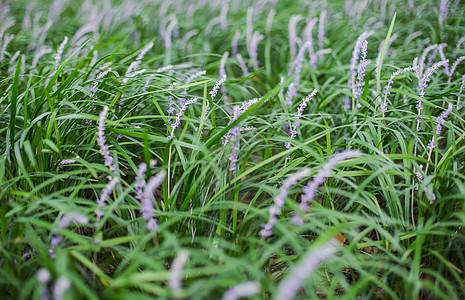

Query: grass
[1,0,465,299]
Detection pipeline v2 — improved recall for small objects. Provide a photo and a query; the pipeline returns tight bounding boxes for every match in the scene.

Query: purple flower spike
[353,40,368,107]
[141,170,166,231]
[293,150,361,225]
[95,176,119,221]
[90,67,112,98]
[168,97,198,139]
[285,89,318,154]
[169,250,189,292]
[381,65,417,113]
[222,281,260,300]
[209,75,227,100]
[96,106,116,175]
[427,103,453,150]
[276,239,339,300]
[260,168,311,239]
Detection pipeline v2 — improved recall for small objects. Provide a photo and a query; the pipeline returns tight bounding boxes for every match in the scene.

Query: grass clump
[1,0,464,299]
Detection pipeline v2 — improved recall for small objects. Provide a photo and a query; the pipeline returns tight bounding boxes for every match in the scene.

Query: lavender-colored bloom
[124,42,153,83]
[54,37,68,69]
[155,65,174,73]
[180,29,198,52]
[141,170,166,231]
[265,9,275,34]
[427,103,453,149]
[439,0,450,25]
[231,31,240,56]
[380,66,417,113]
[134,162,147,201]
[246,7,253,55]
[95,176,118,220]
[168,97,198,139]
[164,17,178,51]
[205,75,226,120]
[458,74,465,110]
[419,44,439,76]
[260,168,311,239]
[0,33,14,61]
[180,70,206,100]
[353,40,368,107]
[220,4,228,31]
[304,18,318,65]
[222,281,261,300]
[417,60,448,120]
[448,56,465,81]
[96,106,116,173]
[222,97,259,147]
[249,31,263,70]
[0,19,15,41]
[403,31,423,48]
[456,36,465,50]
[438,43,449,75]
[285,89,318,151]
[349,31,374,77]
[227,108,242,171]
[8,50,20,74]
[57,211,89,229]
[288,15,303,59]
[169,250,189,292]
[37,269,51,284]
[236,53,249,77]
[318,10,327,61]
[90,67,112,98]
[219,51,229,104]
[31,48,52,73]
[52,210,89,247]
[275,239,338,300]
[52,277,71,300]
[293,150,361,225]
[285,42,310,106]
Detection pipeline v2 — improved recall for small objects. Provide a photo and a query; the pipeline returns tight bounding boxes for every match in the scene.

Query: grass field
[1,0,465,299]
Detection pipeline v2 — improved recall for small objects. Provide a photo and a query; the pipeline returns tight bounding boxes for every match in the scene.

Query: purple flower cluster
[51,211,89,247]
[427,103,453,149]
[95,176,119,221]
[260,168,311,239]
[169,250,189,292]
[275,239,338,300]
[181,70,206,96]
[349,31,374,77]
[458,74,465,110]
[380,66,417,113]
[209,75,227,100]
[90,67,112,98]
[168,97,199,139]
[227,107,241,171]
[222,98,260,146]
[415,60,448,130]
[54,37,68,70]
[222,281,260,300]
[123,42,153,84]
[448,56,465,81]
[140,169,166,231]
[353,40,368,108]
[285,89,318,152]
[288,15,303,59]
[96,106,116,174]
[236,53,249,77]
[285,42,310,106]
[250,31,263,70]
[293,150,361,225]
